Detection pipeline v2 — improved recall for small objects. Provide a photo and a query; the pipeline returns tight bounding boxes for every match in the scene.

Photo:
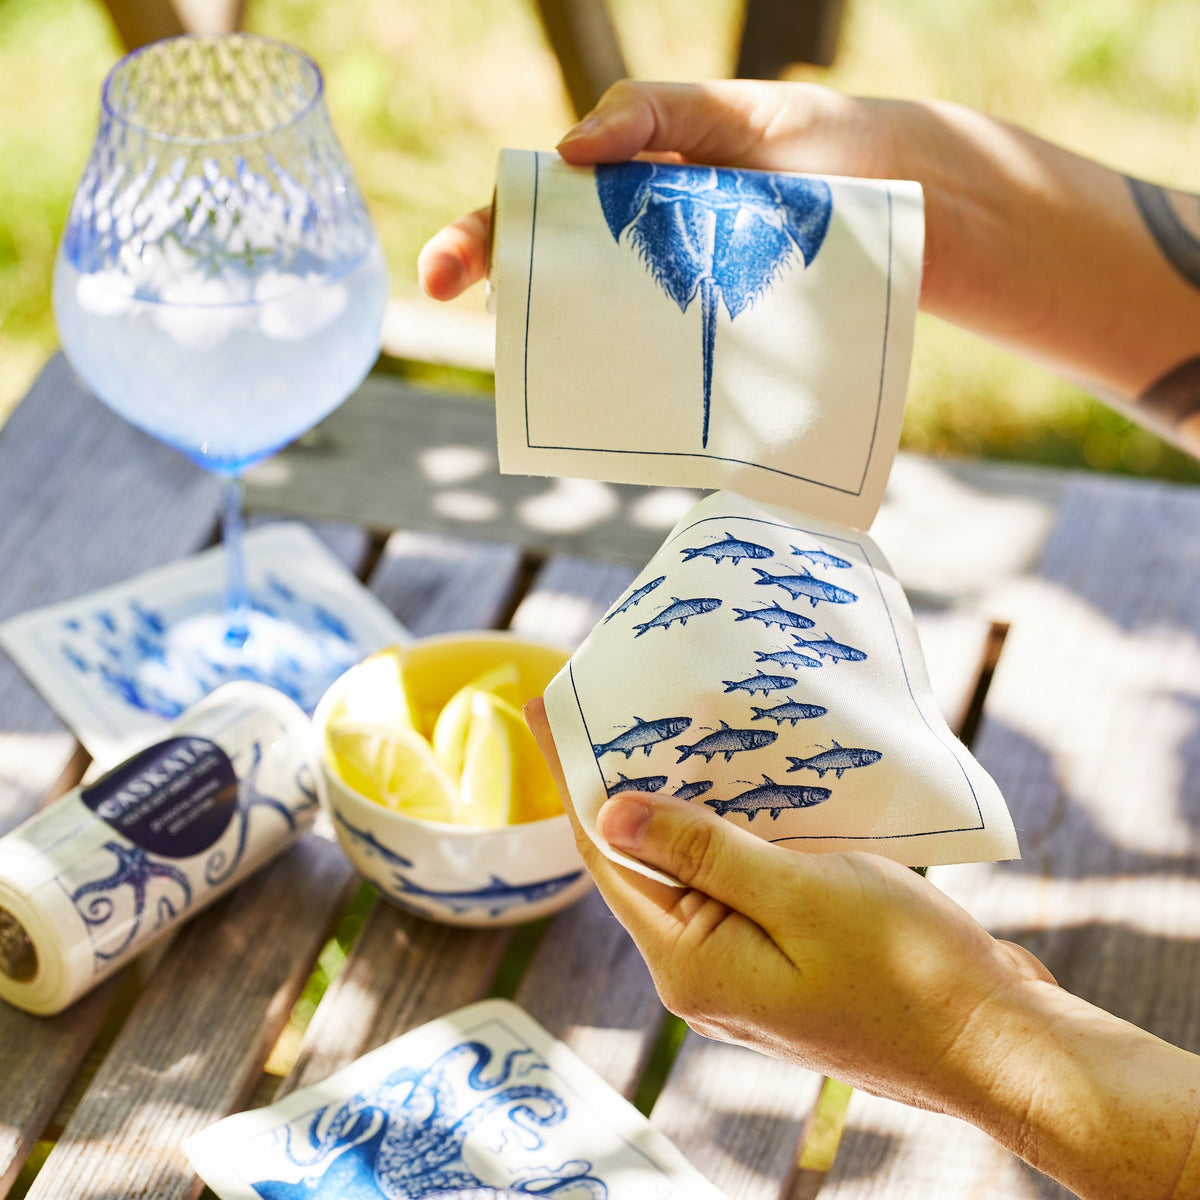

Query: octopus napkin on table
[543,490,1018,886]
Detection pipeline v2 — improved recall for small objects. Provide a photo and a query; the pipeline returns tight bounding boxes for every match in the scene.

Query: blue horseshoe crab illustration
[754,647,822,670]
[70,842,193,963]
[605,772,668,797]
[596,160,833,446]
[723,672,797,697]
[706,776,832,820]
[791,633,868,664]
[787,740,883,779]
[592,715,692,759]
[753,566,858,607]
[602,575,665,624]
[675,721,777,763]
[680,532,774,565]
[750,700,828,725]
[790,545,853,570]
[258,1039,607,1199]
[673,779,714,801]
[632,595,721,636]
[732,603,815,632]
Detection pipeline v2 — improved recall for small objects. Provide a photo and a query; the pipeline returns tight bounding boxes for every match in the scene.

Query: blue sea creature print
[790,545,852,570]
[750,700,828,725]
[592,715,692,759]
[786,740,883,779]
[255,1038,608,1200]
[675,721,777,763]
[334,811,416,869]
[596,160,832,447]
[754,647,822,670]
[672,780,714,801]
[602,575,665,624]
[753,566,858,607]
[732,603,815,631]
[680,532,774,565]
[632,595,721,636]
[722,673,797,697]
[791,633,867,663]
[605,772,668,797]
[705,776,832,820]
[389,870,586,919]
[70,842,193,964]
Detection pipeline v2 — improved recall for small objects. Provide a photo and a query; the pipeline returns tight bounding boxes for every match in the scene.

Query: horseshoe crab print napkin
[543,491,1018,885]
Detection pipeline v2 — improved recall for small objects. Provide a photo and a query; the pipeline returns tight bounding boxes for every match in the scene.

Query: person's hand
[522,697,1053,1115]
[418,80,958,305]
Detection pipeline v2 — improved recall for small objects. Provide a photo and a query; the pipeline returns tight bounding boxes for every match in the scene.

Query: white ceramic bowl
[313,632,592,928]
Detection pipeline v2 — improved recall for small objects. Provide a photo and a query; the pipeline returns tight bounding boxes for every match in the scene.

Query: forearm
[934,978,1200,1198]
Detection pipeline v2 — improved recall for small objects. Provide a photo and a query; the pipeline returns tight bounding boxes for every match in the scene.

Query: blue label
[81,736,237,858]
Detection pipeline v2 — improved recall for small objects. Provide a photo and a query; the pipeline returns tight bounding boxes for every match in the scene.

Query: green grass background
[3,0,1200,480]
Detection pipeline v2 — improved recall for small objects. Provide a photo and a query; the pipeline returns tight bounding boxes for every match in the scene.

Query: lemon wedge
[327,720,462,824]
[329,646,420,732]
[431,662,524,779]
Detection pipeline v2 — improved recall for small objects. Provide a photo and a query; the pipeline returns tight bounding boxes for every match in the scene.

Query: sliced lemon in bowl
[431,662,524,780]
[327,720,463,825]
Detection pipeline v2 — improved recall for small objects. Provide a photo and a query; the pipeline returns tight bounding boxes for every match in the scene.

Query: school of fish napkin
[491,150,924,528]
[185,999,729,1200]
[542,491,1018,882]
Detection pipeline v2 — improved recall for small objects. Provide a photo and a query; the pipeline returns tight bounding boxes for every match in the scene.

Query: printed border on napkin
[0,523,408,764]
[493,150,924,529]
[184,998,729,1200]
[544,491,1017,881]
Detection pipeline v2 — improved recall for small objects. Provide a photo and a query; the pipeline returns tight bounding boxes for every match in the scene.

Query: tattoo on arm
[1127,178,1200,437]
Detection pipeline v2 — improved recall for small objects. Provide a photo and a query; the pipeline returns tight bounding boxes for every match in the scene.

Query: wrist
[932,977,1200,1199]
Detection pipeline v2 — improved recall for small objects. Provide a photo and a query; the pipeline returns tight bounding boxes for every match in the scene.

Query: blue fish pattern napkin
[492,150,924,529]
[544,491,1017,884]
[184,999,729,1200]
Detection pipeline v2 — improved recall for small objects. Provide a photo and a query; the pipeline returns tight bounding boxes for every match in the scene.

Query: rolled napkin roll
[543,490,1018,886]
[0,681,320,1015]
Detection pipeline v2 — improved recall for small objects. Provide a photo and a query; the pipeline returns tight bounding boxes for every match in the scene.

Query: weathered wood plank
[243,375,703,565]
[532,0,627,118]
[824,472,1200,1196]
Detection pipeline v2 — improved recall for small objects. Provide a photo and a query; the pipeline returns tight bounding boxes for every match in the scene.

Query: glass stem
[222,476,251,648]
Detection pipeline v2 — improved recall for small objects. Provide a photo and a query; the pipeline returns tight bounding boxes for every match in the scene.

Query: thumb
[598,792,798,918]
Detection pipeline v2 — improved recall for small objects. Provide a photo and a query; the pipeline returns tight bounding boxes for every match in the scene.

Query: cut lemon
[431,662,525,780]
[327,720,462,824]
[330,646,420,733]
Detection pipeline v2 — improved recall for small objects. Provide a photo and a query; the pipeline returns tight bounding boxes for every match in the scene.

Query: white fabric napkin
[492,150,924,527]
[185,999,729,1200]
[543,491,1017,882]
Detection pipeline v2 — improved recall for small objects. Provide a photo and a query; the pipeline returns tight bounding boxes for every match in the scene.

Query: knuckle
[667,817,718,890]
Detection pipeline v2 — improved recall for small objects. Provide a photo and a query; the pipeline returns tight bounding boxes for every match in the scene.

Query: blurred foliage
[2,0,1200,481]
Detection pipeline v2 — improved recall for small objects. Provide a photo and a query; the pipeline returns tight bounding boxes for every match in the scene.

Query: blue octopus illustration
[596,161,832,446]
[70,842,193,963]
[253,1040,608,1200]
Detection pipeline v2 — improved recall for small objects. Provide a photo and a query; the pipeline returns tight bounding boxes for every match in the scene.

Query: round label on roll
[81,736,238,857]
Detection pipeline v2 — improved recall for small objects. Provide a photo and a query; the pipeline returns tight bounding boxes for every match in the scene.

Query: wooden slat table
[2,354,1197,1200]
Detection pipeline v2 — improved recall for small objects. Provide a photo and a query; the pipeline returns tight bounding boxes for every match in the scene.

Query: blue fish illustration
[675,721,777,763]
[723,672,796,697]
[391,869,586,918]
[791,545,853,569]
[603,574,666,623]
[732,603,816,631]
[792,633,867,663]
[787,740,883,778]
[706,776,832,820]
[753,566,858,607]
[673,780,714,801]
[754,647,822,670]
[633,595,721,636]
[606,772,668,797]
[680,532,774,565]
[751,700,829,725]
[596,161,832,447]
[592,714,693,758]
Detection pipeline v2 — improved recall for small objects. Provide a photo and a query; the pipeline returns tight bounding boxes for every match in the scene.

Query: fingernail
[598,796,651,850]
[557,115,600,147]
